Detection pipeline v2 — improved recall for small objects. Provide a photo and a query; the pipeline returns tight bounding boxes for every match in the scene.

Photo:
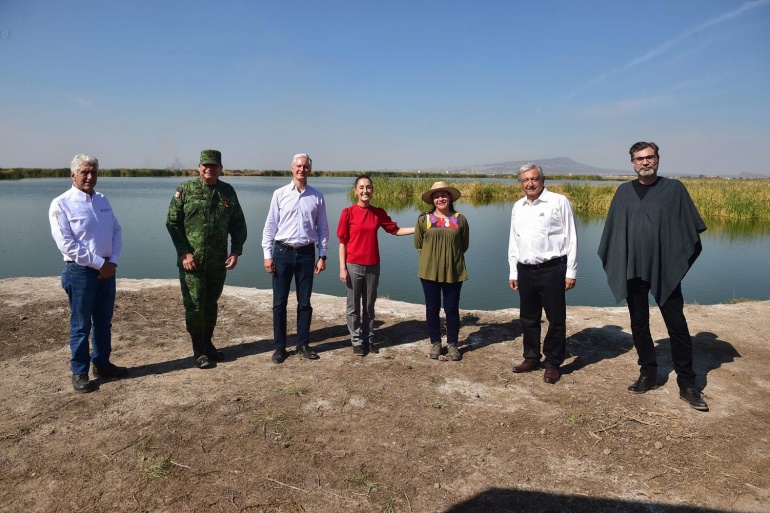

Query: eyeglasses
[632,155,657,164]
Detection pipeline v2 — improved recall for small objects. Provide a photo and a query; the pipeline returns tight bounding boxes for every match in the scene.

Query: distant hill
[404,157,630,176]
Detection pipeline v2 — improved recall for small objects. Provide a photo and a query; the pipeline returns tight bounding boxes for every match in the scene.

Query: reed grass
[357,177,770,220]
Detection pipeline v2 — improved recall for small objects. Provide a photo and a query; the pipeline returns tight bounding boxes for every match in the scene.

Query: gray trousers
[345,263,380,346]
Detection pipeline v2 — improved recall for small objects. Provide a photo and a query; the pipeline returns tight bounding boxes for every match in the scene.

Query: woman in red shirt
[337,175,414,355]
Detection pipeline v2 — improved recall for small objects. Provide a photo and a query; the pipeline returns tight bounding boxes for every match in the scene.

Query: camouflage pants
[179,267,226,335]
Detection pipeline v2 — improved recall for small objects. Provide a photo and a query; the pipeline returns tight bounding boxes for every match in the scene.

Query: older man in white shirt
[49,154,127,393]
[508,163,578,384]
[262,153,329,363]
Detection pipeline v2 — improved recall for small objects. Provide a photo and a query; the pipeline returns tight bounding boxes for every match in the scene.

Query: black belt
[275,240,314,252]
[518,255,567,270]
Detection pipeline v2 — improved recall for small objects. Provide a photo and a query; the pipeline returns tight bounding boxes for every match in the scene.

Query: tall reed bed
[358,176,770,220]
[680,178,770,220]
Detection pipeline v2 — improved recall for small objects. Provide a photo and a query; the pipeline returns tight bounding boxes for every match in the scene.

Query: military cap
[200,149,222,165]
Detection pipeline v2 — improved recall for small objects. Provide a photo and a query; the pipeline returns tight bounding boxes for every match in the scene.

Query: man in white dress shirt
[49,154,127,393]
[508,163,578,384]
[262,153,329,363]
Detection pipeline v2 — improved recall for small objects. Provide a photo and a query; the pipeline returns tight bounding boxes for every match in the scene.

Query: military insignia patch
[174,191,181,198]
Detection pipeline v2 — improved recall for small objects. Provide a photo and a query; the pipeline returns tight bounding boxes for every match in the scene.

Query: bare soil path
[1,277,768,513]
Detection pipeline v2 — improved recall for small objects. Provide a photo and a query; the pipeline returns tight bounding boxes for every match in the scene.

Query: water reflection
[1,176,768,310]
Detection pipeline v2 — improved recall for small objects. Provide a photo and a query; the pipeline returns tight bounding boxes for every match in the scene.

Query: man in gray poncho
[598,142,709,412]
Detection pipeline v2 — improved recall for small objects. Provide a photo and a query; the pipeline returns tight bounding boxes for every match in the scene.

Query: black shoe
[72,374,95,393]
[353,345,366,356]
[92,363,129,380]
[195,355,213,369]
[680,387,709,411]
[628,375,658,394]
[297,345,319,360]
[367,342,379,354]
[272,348,289,364]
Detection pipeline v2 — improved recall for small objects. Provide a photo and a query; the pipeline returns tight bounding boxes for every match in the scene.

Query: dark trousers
[420,279,463,345]
[517,258,567,368]
[626,278,696,388]
[272,243,315,348]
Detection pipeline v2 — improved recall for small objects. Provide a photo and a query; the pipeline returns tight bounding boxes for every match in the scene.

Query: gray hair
[292,153,312,168]
[70,154,99,174]
[518,162,543,181]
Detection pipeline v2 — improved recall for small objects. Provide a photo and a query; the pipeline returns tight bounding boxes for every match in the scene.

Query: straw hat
[421,181,462,204]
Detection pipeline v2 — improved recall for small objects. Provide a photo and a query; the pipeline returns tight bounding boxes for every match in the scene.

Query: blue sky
[1,0,768,175]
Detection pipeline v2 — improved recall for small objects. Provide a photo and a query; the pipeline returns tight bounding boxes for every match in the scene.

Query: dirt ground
[0,277,768,513]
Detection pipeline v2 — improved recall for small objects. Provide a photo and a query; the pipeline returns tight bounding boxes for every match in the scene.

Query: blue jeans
[61,263,116,375]
[420,279,463,345]
[272,243,315,348]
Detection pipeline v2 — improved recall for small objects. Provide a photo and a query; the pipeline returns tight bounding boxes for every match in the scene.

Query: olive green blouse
[414,211,469,283]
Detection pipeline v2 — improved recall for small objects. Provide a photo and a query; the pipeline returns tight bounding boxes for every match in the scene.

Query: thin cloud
[561,0,770,101]
[68,96,95,108]
[580,95,669,118]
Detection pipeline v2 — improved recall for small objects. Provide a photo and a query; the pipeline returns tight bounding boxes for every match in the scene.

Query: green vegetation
[4,167,768,220]
[355,176,770,221]
[139,454,175,479]
[273,383,311,396]
[346,466,385,492]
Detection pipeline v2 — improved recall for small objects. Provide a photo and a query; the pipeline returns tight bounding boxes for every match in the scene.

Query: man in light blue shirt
[49,154,128,393]
[262,153,329,363]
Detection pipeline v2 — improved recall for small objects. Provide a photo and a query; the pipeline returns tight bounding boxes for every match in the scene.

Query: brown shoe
[513,360,540,373]
[543,367,560,384]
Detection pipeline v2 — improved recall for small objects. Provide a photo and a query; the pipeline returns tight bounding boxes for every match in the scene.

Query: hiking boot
[72,374,95,393]
[429,343,442,360]
[352,345,366,356]
[92,363,128,380]
[195,355,213,369]
[367,341,379,354]
[447,344,462,361]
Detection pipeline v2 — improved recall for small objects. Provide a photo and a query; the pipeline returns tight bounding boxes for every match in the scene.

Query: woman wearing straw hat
[414,181,470,361]
[337,175,415,356]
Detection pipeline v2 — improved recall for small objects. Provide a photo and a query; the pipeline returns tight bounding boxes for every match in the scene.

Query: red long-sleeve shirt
[337,205,401,265]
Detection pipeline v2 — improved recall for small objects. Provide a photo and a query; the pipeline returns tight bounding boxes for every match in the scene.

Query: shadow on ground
[561,324,631,375]
[653,331,740,389]
[443,487,734,513]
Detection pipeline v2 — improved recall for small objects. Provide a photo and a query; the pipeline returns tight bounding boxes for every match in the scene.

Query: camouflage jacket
[166,178,247,270]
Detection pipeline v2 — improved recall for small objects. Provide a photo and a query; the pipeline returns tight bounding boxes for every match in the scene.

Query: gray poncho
[597,177,706,305]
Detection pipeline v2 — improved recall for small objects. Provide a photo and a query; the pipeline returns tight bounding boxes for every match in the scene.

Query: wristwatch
[319,255,327,261]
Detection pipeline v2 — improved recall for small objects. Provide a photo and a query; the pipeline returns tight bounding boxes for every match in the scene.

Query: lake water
[2,176,768,310]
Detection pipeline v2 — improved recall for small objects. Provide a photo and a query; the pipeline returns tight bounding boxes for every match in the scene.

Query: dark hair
[629,141,659,157]
[353,174,373,188]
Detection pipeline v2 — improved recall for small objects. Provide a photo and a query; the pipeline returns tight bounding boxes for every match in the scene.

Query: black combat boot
[191,332,213,369]
[203,327,225,361]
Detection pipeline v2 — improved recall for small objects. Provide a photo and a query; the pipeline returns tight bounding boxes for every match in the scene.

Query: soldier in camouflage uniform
[166,150,247,368]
